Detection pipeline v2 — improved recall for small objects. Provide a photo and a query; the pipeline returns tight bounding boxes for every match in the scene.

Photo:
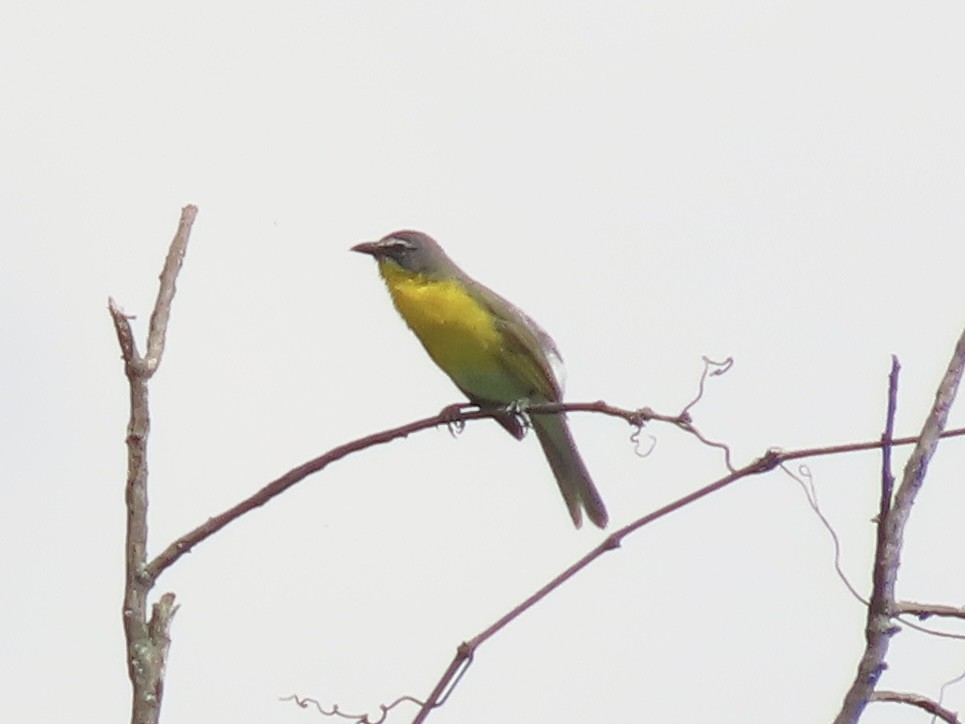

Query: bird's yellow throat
[376,257,514,401]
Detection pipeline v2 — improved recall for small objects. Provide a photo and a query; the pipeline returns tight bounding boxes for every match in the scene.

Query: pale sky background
[2,2,964,723]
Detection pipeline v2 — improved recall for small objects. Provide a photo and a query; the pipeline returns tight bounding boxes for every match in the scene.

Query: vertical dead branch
[111,205,197,724]
[834,330,965,723]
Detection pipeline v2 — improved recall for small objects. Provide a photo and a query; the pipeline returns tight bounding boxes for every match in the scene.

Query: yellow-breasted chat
[352,230,608,529]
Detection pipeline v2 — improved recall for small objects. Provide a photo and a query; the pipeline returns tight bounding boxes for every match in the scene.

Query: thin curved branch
[870,690,961,724]
[146,398,965,584]
[411,428,965,718]
[145,402,687,580]
[894,615,965,641]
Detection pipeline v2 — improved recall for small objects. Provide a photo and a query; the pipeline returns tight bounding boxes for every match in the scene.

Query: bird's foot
[439,402,475,437]
[494,401,529,441]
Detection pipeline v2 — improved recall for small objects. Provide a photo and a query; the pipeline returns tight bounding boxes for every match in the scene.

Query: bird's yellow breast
[377,258,524,402]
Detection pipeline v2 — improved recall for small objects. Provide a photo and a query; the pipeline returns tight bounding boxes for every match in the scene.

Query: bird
[352,230,608,528]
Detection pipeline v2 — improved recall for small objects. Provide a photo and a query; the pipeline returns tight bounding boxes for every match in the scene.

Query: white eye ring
[383,237,417,252]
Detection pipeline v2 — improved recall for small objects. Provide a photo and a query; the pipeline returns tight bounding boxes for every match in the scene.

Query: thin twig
[880,356,900,521]
[409,455,779,720]
[144,205,196,371]
[781,462,867,606]
[937,670,965,724]
[411,407,965,720]
[870,690,961,724]
[894,615,965,640]
[785,455,965,639]
[896,602,965,621]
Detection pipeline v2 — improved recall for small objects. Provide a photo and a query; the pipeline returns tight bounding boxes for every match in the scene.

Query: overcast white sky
[2,2,964,723]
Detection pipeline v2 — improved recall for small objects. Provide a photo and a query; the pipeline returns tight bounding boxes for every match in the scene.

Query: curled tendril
[280,694,424,723]
[781,461,866,606]
[629,425,657,457]
[682,356,734,417]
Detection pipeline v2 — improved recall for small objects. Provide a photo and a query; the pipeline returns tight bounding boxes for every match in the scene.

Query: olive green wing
[466,279,565,403]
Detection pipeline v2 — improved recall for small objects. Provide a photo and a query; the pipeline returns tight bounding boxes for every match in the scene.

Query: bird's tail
[531,412,608,529]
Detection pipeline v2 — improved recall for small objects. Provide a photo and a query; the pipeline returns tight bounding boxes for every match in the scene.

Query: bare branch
[870,690,961,724]
[143,401,685,579]
[146,410,469,580]
[880,356,900,521]
[834,330,965,724]
[893,616,965,640]
[108,297,140,366]
[896,601,965,621]
[144,205,197,372]
[112,205,197,724]
[409,452,784,720]
[146,395,965,585]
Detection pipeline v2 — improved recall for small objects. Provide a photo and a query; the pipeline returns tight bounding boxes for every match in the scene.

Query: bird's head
[351,230,458,278]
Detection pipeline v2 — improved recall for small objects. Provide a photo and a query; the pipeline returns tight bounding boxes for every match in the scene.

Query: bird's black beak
[351,241,381,257]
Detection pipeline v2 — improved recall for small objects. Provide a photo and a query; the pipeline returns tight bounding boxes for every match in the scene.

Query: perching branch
[145,395,965,585]
[111,205,197,724]
[144,401,683,580]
